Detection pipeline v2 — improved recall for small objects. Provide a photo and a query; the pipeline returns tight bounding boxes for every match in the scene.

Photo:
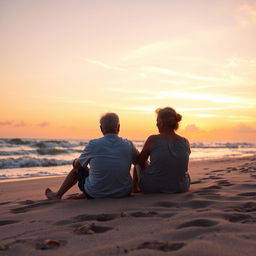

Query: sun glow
[0,0,256,142]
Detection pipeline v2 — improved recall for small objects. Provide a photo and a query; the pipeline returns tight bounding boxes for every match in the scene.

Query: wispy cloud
[233,123,256,133]
[38,122,50,128]
[236,2,256,26]
[0,121,13,126]
[123,40,184,61]
[0,120,52,128]
[110,88,255,105]
[75,56,126,72]
[143,66,225,82]
[177,106,253,112]
[14,121,28,127]
[183,124,201,133]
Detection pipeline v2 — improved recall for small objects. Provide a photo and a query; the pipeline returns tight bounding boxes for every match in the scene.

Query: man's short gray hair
[100,113,120,133]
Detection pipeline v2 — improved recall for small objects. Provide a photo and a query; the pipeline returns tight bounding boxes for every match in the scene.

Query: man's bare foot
[45,188,61,200]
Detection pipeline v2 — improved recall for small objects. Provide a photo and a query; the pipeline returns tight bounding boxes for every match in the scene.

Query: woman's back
[140,135,190,193]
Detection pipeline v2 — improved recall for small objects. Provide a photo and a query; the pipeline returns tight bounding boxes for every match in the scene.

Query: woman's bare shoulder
[146,134,160,142]
[144,134,160,148]
[175,134,189,142]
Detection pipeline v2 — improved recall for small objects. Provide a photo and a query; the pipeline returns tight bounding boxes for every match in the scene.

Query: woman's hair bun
[175,113,182,122]
[156,107,182,130]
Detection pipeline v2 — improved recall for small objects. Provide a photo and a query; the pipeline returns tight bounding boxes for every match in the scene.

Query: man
[45,112,138,199]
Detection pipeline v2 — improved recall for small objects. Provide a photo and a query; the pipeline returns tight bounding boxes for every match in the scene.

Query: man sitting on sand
[45,113,139,200]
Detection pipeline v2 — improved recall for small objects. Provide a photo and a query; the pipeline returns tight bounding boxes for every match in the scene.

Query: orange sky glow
[0,0,256,142]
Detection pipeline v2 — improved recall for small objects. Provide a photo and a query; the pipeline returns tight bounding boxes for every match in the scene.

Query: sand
[0,156,256,255]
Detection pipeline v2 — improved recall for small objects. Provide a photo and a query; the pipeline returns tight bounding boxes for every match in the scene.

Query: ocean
[0,138,256,180]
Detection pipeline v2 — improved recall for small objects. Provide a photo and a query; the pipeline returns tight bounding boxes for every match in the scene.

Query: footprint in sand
[208,176,223,180]
[237,192,256,197]
[11,200,59,214]
[55,211,160,226]
[18,200,35,205]
[224,213,256,223]
[177,219,219,229]
[154,202,179,208]
[0,220,20,226]
[0,201,11,206]
[137,241,186,252]
[76,213,117,222]
[182,200,214,209]
[130,211,158,217]
[234,202,256,212]
[211,169,225,173]
[55,213,118,226]
[217,180,233,186]
[190,180,202,184]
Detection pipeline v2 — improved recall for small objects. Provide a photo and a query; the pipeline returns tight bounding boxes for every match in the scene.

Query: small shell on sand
[0,244,8,251]
[120,212,130,217]
[36,239,61,250]
[74,223,95,234]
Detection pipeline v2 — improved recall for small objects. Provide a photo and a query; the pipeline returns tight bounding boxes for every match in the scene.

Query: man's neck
[103,133,118,136]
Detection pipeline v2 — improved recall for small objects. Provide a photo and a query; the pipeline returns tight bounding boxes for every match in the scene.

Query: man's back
[78,134,137,198]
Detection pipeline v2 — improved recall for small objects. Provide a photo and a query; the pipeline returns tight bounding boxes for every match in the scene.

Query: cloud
[233,124,256,133]
[110,88,255,105]
[177,106,253,112]
[236,2,256,26]
[0,121,13,126]
[38,122,50,128]
[143,66,225,82]
[183,124,201,133]
[123,40,172,61]
[75,56,126,72]
[14,121,28,127]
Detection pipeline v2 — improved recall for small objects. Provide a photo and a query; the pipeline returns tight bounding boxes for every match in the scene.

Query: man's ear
[117,124,120,133]
[100,125,104,134]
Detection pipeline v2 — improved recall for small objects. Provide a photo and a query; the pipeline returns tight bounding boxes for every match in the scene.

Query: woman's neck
[159,130,175,136]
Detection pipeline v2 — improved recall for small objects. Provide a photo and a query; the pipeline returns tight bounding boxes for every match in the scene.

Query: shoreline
[1,154,255,184]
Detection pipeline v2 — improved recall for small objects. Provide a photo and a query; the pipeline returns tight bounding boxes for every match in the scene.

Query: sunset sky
[0,0,256,142]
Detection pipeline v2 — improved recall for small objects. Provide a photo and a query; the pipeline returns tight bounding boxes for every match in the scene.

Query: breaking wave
[0,157,71,169]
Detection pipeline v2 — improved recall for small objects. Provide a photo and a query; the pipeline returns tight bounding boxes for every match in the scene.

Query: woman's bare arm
[137,135,158,168]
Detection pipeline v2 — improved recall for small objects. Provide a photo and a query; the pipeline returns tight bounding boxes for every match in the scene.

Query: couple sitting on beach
[45,107,191,200]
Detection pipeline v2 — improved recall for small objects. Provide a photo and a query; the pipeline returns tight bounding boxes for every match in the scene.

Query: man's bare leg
[45,168,78,200]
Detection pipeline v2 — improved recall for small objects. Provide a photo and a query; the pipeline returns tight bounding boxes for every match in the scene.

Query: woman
[133,107,191,193]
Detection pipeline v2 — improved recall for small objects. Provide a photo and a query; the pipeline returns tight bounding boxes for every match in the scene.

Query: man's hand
[73,158,82,169]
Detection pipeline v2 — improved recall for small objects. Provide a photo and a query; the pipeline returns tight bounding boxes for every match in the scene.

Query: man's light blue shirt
[78,134,138,198]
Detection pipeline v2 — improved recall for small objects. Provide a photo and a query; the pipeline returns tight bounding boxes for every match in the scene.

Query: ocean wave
[0,170,68,180]
[0,150,35,156]
[0,138,87,149]
[0,157,71,169]
[190,142,255,148]
[36,148,71,155]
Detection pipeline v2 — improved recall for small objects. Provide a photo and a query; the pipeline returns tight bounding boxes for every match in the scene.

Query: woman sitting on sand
[133,107,191,193]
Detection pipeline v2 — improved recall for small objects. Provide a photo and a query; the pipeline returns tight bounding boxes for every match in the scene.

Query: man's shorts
[76,166,94,199]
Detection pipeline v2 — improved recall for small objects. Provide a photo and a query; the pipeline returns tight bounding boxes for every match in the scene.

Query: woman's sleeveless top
[140,137,190,193]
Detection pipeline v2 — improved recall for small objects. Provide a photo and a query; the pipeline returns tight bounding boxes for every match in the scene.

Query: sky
[0,0,256,142]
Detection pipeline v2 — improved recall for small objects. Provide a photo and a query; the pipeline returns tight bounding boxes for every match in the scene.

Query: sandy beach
[1,156,256,255]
